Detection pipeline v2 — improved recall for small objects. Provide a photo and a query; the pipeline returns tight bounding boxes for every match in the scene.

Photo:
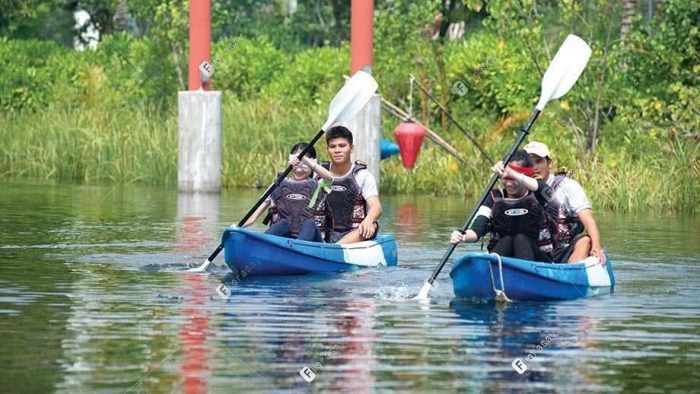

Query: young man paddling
[321,126,382,244]
[524,141,606,264]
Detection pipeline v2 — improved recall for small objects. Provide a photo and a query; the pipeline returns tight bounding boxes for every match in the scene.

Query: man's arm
[577,208,605,263]
[358,195,382,239]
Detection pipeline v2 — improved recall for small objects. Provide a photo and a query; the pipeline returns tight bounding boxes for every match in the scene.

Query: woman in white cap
[523,141,605,264]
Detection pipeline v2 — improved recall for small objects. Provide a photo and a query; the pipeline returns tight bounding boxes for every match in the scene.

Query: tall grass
[0,98,698,213]
[0,103,176,184]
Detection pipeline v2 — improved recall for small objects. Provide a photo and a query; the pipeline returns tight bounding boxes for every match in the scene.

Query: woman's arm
[302,157,334,181]
[241,200,271,228]
[289,154,335,181]
[492,161,539,191]
[450,211,491,244]
[451,229,479,243]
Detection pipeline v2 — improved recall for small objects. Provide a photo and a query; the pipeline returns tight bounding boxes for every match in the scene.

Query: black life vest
[321,161,368,233]
[268,178,328,236]
[552,173,584,245]
[488,189,557,253]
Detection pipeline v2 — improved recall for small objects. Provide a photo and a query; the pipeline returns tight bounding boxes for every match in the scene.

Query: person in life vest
[321,126,382,244]
[450,150,562,262]
[242,142,335,242]
[524,141,606,264]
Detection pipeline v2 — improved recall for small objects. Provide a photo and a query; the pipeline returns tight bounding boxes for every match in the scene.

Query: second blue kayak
[450,252,615,301]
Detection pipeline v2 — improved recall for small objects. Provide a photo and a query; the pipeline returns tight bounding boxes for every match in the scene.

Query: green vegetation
[0,0,698,212]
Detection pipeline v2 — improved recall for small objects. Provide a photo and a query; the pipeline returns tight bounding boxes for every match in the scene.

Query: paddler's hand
[492,160,519,180]
[491,161,505,177]
[590,244,606,265]
[357,218,377,240]
[289,154,300,167]
[450,230,465,244]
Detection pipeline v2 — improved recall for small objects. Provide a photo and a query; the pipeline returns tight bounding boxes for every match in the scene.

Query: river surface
[1,181,699,393]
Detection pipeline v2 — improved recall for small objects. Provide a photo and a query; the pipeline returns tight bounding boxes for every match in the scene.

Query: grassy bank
[1,96,697,213]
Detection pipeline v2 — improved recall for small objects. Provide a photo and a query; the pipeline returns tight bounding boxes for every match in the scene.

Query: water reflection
[175,192,219,393]
[394,202,423,242]
[175,192,220,255]
[2,182,699,392]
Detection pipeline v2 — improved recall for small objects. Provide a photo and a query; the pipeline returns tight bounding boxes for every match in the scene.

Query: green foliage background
[0,0,698,212]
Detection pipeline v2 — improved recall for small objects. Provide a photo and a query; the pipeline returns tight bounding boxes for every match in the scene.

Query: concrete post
[349,93,381,190]
[178,90,222,193]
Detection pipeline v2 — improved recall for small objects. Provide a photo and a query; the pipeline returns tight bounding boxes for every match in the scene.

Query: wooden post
[350,0,379,188]
[350,0,373,74]
[188,0,211,90]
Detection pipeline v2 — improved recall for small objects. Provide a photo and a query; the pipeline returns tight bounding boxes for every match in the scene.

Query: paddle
[187,71,378,273]
[413,34,592,300]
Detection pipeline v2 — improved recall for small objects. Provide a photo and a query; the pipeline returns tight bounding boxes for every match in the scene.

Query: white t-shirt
[331,164,378,200]
[547,173,591,217]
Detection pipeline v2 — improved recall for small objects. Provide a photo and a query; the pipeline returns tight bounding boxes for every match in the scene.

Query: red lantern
[393,122,425,169]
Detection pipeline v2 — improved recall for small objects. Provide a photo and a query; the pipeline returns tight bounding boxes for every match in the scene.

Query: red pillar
[188,0,212,90]
[350,0,374,75]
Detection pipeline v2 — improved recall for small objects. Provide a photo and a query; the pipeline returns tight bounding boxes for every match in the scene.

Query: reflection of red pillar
[177,216,212,393]
[177,216,210,253]
[188,0,211,90]
[333,300,375,391]
[395,203,422,242]
[180,275,210,394]
[350,0,374,74]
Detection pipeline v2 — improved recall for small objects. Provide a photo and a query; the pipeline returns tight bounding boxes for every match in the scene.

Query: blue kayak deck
[222,227,398,275]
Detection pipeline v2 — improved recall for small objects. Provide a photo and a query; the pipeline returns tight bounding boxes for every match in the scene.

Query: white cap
[524,141,551,158]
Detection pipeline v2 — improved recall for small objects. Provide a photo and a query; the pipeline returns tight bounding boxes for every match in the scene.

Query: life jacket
[488,189,557,253]
[267,178,329,237]
[321,161,368,233]
[552,173,584,245]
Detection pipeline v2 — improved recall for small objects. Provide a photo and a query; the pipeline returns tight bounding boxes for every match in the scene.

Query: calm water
[1,181,699,393]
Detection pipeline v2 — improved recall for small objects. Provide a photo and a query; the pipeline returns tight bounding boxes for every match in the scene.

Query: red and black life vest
[321,161,368,233]
[268,178,329,236]
[552,173,584,245]
[488,189,557,253]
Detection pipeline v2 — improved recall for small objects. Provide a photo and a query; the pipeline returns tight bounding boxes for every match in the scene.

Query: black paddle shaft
[425,109,541,285]
[204,129,326,263]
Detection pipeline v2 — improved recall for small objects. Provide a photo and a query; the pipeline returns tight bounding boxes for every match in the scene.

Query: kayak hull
[222,227,398,275]
[449,252,615,301]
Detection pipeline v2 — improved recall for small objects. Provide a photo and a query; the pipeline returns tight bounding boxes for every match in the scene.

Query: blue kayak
[222,227,398,275]
[450,252,615,301]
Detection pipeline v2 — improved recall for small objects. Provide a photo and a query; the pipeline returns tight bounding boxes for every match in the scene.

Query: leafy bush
[265,45,348,106]
[212,37,287,98]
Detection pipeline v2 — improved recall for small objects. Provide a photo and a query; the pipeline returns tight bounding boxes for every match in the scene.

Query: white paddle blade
[322,70,378,131]
[536,34,592,111]
[412,281,433,300]
[187,258,211,273]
